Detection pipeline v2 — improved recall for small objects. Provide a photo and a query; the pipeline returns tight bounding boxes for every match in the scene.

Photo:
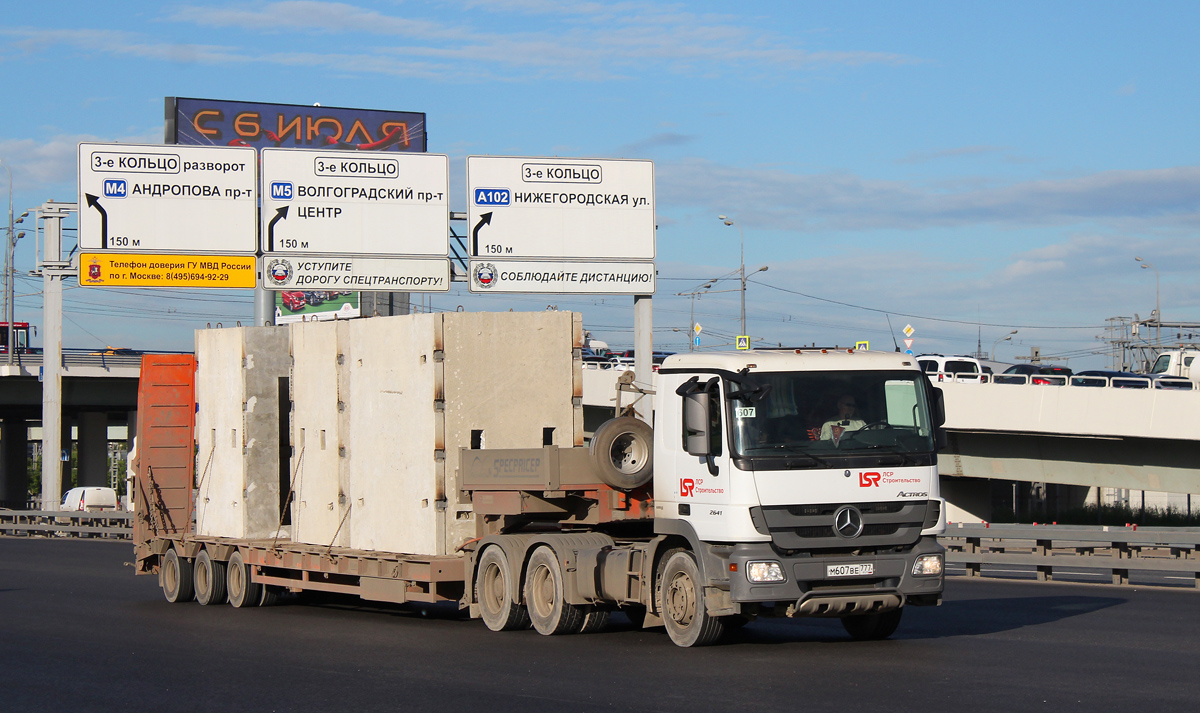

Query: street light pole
[1137,256,1156,345]
[718,216,747,334]
[1,158,12,364]
[991,329,1017,360]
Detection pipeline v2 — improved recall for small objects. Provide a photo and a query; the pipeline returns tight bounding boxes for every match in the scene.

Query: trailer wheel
[258,585,280,607]
[579,607,610,634]
[476,546,529,632]
[161,548,194,603]
[226,551,262,608]
[841,608,903,640]
[589,416,653,490]
[194,550,227,606]
[658,548,726,647]
[524,546,586,635]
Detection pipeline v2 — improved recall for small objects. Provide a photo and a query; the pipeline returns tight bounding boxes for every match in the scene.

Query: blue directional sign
[694,335,701,347]
[103,179,127,198]
[270,182,294,200]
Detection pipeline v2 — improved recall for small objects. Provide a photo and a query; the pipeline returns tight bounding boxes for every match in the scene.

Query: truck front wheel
[658,549,726,647]
[841,608,903,640]
[524,546,586,635]
[476,546,529,632]
[161,548,194,603]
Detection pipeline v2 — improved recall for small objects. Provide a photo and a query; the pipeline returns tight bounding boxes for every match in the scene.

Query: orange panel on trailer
[133,354,196,547]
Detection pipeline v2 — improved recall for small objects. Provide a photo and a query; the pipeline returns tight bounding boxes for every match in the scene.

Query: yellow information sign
[79,253,256,289]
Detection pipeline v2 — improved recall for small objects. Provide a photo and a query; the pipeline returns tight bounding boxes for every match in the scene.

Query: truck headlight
[912,554,943,577]
[746,561,785,583]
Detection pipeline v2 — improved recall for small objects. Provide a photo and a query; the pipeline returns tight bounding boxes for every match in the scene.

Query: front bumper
[725,536,944,616]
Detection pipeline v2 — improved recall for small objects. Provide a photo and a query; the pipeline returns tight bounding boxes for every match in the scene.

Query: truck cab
[652,349,946,636]
[1149,349,1200,381]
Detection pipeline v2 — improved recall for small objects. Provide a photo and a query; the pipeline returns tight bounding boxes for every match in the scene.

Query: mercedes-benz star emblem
[834,505,864,538]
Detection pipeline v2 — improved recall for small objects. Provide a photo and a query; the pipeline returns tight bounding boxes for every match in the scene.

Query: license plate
[826,563,874,578]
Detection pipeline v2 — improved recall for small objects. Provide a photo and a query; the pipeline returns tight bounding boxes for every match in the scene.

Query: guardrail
[941,523,1200,588]
[931,371,1193,390]
[0,510,133,539]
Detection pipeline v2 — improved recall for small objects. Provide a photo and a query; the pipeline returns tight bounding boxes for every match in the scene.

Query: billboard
[166,97,427,153]
[275,290,360,324]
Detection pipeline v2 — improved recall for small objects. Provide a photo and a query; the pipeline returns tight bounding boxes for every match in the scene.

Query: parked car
[281,291,306,311]
[994,364,1073,385]
[916,354,985,382]
[1070,370,1149,388]
[582,348,612,363]
[61,487,119,512]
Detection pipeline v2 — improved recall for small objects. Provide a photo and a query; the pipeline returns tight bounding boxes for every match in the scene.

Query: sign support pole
[40,201,74,510]
[633,294,653,423]
[254,285,272,326]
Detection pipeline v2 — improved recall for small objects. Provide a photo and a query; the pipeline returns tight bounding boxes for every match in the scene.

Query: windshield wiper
[756,444,829,467]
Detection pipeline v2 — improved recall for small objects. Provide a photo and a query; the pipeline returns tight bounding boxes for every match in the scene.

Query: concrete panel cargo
[194,326,289,539]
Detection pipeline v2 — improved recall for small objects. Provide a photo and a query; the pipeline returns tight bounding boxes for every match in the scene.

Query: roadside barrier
[941,523,1200,588]
[4,512,1199,589]
[0,510,133,539]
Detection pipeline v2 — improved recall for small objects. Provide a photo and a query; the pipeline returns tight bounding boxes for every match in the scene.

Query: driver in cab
[820,395,865,443]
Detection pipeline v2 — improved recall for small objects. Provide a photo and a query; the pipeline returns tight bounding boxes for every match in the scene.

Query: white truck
[133,314,946,647]
[1147,349,1200,384]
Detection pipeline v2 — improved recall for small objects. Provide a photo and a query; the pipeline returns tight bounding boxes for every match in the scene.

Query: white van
[60,487,119,512]
[916,354,985,383]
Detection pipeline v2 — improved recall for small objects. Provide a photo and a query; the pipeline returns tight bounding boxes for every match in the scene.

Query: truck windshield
[1150,355,1171,374]
[729,370,935,458]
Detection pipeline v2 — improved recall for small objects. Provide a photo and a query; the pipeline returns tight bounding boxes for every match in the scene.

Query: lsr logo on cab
[680,479,696,497]
[859,472,882,487]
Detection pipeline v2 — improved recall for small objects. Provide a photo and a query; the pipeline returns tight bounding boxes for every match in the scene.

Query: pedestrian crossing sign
[736,335,750,350]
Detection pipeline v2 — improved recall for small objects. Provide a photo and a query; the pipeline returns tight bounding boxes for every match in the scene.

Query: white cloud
[656,159,1200,231]
[0,130,159,191]
[3,3,919,83]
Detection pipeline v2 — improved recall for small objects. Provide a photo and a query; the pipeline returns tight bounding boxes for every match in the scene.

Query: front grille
[754,501,930,550]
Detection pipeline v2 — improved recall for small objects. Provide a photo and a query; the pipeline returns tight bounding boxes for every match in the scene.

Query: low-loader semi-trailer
[133,311,946,647]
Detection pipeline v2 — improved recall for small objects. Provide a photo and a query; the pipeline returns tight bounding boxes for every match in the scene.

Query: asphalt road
[3,537,1198,712]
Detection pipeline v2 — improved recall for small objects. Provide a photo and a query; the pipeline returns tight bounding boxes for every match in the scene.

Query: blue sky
[2,1,1198,366]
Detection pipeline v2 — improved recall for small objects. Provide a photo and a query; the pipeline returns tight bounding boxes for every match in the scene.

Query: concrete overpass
[0,351,141,508]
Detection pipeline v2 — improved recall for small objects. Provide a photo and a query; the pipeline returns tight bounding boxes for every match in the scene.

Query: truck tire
[841,608,903,640]
[161,548,194,603]
[524,546,586,635]
[589,416,653,490]
[579,607,610,634]
[259,585,280,607]
[194,549,227,606]
[658,548,727,647]
[226,550,262,608]
[476,546,529,632]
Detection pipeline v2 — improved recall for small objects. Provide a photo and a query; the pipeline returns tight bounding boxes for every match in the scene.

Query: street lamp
[717,216,768,338]
[676,278,716,352]
[1135,257,1161,345]
[992,329,1017,360]
[1,157,12,364]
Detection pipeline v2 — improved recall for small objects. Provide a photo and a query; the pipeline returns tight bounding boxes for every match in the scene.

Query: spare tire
[589,416,653,490]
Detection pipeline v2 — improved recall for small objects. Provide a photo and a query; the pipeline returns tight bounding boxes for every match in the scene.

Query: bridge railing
[941,523,1200,588]
[932,371,1193,390]
[0,510,133,539]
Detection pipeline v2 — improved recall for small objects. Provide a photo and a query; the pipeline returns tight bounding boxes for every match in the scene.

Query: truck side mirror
[930,386,948,450]
[683,391,712,456]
